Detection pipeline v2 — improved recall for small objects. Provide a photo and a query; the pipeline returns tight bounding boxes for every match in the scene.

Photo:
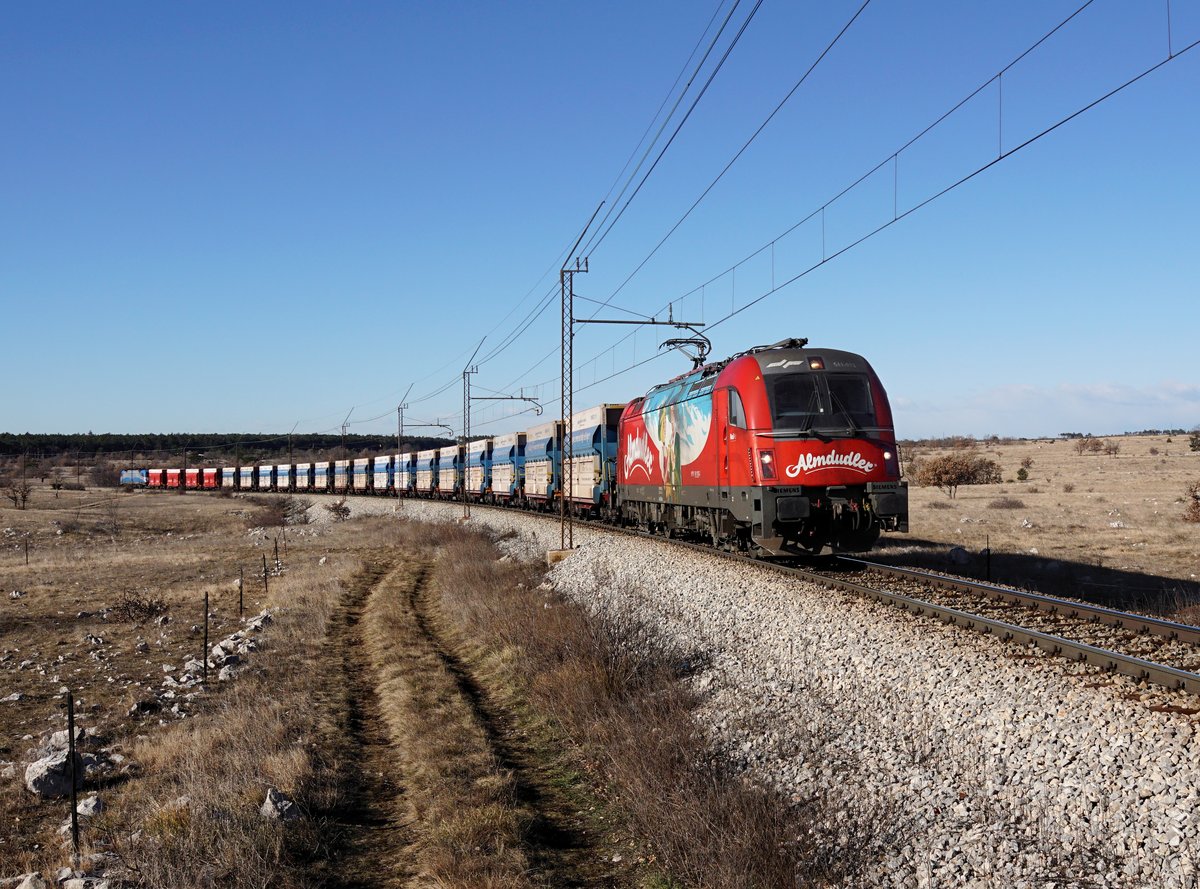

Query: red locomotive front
[617,338,907,555]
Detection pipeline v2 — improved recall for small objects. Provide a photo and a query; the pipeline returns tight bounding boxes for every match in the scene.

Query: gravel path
[350,497,1200,887]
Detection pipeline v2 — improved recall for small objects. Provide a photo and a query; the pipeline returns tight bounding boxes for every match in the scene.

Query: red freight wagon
[184,468,200,489]
[147,469,165,488]
[616,338,907,556]
[165,469,181,489]
[201,468,219,489]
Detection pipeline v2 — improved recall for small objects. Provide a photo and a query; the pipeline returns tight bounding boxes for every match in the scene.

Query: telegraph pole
[557,202,605,553]
[461,339,485,519]
[396,384,413,456]
[559,260,587,549]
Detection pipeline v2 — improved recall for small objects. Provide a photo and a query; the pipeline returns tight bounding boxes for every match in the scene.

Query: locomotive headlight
[759,449,777,480]
[884,450,893,460]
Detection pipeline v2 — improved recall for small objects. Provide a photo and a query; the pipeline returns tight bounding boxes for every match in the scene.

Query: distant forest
[0,432,454,464]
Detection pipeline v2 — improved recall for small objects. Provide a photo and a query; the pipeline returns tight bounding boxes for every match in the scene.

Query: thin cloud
[896,381,1200,438]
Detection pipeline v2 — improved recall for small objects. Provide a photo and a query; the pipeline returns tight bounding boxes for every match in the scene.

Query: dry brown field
[879,433,1200,619]
[0,442,1197,879]
[1,481,813,887]
[0,487,307,876]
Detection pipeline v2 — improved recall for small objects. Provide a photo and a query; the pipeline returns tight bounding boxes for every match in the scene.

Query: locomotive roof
[641,338,872,397]
[751,346,872,375]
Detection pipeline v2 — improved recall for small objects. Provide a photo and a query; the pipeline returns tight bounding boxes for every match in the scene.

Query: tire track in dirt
[407,569,616,888]
[319,560,413,889]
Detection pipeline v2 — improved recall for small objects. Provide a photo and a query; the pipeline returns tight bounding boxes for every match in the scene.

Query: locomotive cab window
[770,374,822,426]
[826,375,877,429]
[768,373,877,432]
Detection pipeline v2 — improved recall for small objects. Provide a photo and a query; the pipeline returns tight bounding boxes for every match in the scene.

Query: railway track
[241,489,1200,698]
[470,501,1200,698]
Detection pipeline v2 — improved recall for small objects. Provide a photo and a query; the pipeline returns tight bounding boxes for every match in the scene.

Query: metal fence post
[67,690,79,869]
[202,591,209,683]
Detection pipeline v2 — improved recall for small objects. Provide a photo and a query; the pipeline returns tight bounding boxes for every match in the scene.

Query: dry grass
[2,483,896,886]
[889,434,1200,615]
[360,556,534,887]
[71,538,354,886]
[0,485,369,880]
[429,525,849,888]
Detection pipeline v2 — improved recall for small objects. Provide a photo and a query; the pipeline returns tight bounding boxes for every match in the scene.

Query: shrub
[285,497,313,525]
[246,496,288,528]
[1149,447,1160,456]
[111,590,167,622]
[1190,431,1200,452]
[90,462,122,488]
[989,497,1026,509]
[909,453,1002,498]
[1016,467,1028,482]
[1104,441,1121,456]
[1074,438,1105,455]
[1020,457,1034,470]
[1063,483,1076,493]
[325,499,350,521]
[1185,482,1200,524]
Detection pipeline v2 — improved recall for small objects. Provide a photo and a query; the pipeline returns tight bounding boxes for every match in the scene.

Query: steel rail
[838,557,1200,646]
[552,519,1200,695]
[765,556,1200,696]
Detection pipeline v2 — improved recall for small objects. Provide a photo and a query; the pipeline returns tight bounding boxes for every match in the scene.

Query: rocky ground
[392,497,1200,889]
[7,490,1196,887]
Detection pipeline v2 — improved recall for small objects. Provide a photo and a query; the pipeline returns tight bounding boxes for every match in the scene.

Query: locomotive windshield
[769,373,877,433]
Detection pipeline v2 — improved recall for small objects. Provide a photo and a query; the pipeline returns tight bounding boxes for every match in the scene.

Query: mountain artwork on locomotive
[125,338,908,556]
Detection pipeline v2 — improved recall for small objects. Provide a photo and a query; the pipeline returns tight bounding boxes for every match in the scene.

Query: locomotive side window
[826,375,877,428]
[727,388,746,428]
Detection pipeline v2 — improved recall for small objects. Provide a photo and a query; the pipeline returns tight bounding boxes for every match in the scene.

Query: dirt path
[318,561,413,889]
[315,555,613,888]
[408,577,616,888]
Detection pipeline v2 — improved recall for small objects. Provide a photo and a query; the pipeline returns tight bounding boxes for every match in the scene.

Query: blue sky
[2,1,1197,440]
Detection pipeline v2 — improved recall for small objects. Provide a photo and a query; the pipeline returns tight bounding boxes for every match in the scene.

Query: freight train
[121,338,908,555]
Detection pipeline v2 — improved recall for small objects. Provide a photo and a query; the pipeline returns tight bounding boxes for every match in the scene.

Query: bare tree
[4,480,31,510]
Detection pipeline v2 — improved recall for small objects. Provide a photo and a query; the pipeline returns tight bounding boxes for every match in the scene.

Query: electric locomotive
[616,338,907,555]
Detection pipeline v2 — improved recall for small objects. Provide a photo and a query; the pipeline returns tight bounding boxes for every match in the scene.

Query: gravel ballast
[354,497,1199,886]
